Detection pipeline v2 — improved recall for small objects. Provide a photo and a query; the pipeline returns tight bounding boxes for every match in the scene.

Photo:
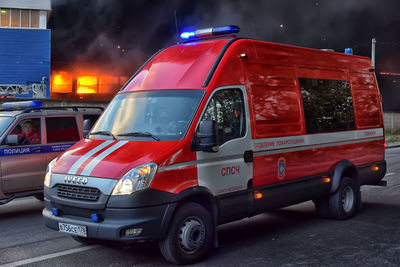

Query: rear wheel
[313,197,330,218]
[329,177,360,219]
[159,202,214,265]
[314,177,360,220]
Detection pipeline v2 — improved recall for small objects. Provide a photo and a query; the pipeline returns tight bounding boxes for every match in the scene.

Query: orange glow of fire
[52,73,73,93]
[379,72,400,76]
[77,75,98,94]
[51,69,130,96]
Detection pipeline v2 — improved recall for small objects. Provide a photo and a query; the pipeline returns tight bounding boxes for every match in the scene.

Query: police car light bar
[2,100,43,110]
[180,25,240,41]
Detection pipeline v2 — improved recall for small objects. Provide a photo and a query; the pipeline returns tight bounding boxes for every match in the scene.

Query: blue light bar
[180,25,240,41]
[2,101,43,110]
[345,48,353,55]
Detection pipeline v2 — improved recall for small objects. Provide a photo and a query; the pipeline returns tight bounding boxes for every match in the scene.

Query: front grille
[57,184,101,201]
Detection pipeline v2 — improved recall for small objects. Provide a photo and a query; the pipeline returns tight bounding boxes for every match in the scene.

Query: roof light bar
[180,25,240,41]
[345,48,353,55]
[2,101,43,110]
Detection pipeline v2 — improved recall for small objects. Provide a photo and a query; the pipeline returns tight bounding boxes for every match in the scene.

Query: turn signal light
[371,165,379,172]
[254,192,263,199]
[322,176,331,183]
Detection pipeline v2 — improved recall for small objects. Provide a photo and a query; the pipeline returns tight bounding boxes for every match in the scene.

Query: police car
[0,101,103,204]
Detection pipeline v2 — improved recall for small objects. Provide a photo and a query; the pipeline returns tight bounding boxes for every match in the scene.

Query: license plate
[58,222,87,237]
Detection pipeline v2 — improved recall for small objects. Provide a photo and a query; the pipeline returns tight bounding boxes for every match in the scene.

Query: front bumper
[42,198,177,241]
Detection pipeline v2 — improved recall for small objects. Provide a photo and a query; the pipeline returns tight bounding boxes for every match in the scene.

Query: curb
[386,144,400,149]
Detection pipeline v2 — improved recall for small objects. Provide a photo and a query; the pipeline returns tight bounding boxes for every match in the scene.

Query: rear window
[46,117,80,143]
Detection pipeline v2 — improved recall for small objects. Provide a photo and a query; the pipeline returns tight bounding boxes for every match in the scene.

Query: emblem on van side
[277,157,286,180]
[64,175,88,185]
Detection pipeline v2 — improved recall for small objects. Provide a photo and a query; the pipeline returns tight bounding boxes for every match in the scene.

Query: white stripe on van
[68,140,114,175]
[158,128,384,172]
[252,128,384,152]
[254,136,384,157]
[80,141,128,176]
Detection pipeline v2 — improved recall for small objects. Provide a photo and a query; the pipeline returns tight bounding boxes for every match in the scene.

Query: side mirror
[193,120,219,153]
[83,119,92,138]
[6,134,19,145]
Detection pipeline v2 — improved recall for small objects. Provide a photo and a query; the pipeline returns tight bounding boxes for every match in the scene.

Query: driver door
[196,86,253,221]
[1,117,45,193]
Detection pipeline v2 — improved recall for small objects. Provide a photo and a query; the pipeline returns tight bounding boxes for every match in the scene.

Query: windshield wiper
[89,131,117,140]
[117,131,160,141]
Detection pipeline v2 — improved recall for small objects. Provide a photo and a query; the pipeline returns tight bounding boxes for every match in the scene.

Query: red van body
[43,36,386,264]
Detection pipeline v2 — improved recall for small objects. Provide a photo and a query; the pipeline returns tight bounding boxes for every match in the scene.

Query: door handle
[243,150,253,163]
[32,147,43,153]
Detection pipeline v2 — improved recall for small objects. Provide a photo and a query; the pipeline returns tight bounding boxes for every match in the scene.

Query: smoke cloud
[50,0,400,108]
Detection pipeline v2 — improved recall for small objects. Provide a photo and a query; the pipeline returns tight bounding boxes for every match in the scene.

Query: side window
[201,89,245,145]
[46,117,80,143]
[6,118,41,145]
[299,78,355,134]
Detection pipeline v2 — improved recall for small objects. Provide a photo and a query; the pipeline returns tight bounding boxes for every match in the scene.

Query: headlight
[112,163,157,195]
[44,158,57,188]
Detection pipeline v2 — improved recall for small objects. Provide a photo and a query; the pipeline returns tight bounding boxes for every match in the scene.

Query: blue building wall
[0,28,50,98]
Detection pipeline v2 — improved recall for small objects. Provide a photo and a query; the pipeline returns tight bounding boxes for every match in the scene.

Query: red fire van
[43,26,386,264]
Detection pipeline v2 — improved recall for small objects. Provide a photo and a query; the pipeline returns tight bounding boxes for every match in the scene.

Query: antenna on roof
[371,38,376,69]
[174,10,179,44]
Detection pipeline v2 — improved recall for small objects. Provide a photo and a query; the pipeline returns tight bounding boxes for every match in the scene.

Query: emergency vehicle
[43,26,386,264]
[0,101,103,204]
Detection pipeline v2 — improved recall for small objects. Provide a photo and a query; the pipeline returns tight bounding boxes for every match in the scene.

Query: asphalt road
[1,148,399,266]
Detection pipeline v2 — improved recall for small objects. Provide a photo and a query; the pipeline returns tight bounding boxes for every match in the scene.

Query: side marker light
[322,176,331,183]
[254,192,263,199]
[371,165,379,172]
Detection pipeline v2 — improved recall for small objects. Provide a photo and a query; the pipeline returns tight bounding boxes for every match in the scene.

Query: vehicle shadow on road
[0,199,44,220]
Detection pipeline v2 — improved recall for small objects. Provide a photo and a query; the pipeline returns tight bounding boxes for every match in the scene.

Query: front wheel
[71,235,100,245]
[159,202,214,265]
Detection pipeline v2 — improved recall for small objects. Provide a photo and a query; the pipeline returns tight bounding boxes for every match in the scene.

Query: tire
[313,197,331,218]
[328,177,360,220]
[159,202,214,265]
[34,193,44,201]
[71,235,99,245]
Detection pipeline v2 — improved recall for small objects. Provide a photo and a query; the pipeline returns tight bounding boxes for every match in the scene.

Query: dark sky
[49,0,400,108]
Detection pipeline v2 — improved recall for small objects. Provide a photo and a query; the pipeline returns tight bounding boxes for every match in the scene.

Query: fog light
[52,208,59,216]
[91,214,102,222]
[124,228,142,237]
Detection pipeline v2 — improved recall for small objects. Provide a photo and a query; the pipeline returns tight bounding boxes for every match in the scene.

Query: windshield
[0,116,14,136]
[91,90,204,141]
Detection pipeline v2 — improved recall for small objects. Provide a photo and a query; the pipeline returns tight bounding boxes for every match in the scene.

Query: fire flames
[51,69,129,100]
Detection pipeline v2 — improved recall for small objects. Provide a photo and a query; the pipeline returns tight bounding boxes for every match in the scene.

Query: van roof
[121,37,373,93]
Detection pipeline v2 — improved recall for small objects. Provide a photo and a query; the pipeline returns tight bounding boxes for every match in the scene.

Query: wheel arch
[330,160,359,194]
[161,186,219,243]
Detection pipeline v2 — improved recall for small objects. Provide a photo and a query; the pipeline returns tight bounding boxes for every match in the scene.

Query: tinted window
[201,89,245,145]
[46,117,80,143]
[299,78,355,134]
[6,118,41,145]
